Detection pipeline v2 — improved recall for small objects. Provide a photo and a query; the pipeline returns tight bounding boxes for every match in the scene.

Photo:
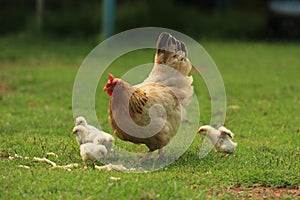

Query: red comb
[108,73,114,82]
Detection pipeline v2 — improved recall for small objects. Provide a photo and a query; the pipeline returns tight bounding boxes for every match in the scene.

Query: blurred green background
[1,0,300,40]
[1,1,300,199]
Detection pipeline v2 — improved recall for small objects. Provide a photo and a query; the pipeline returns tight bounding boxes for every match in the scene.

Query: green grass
[0,34,300,199]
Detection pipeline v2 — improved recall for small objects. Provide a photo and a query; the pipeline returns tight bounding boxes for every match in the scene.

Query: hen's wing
[110,81,181,151]
[132,83,181,151]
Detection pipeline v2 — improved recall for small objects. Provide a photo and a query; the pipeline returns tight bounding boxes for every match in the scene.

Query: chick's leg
[221,154,230,158]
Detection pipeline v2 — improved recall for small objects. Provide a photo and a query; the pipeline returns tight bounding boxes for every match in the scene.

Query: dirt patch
[0,82,15,93]
[208,185,300,199]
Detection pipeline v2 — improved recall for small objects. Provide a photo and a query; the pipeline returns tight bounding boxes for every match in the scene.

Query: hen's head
[103,74,126,96]
[103,73,122,96]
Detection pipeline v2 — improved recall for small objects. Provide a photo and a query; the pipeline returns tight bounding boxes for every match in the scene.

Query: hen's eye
[116,82,122,88]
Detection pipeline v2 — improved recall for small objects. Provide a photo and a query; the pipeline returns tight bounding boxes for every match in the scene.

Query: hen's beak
[72,130,76,134]
[103,86,107,92]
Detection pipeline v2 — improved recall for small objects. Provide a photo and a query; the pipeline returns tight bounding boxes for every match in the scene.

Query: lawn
[0,34,299,199]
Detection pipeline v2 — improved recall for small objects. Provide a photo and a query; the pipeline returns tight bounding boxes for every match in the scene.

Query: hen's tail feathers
[156,32,187,58]
[155,32,191,77]
[145,32,193,120]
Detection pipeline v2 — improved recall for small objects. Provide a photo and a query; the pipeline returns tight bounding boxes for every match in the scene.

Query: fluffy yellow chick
[75,116,101,132]
[72,125,89,145]
[74,116,114,153]
[80,143,107,169]
[197,125,237,156]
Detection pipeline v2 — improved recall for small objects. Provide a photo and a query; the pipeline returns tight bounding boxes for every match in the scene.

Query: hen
[103,32,193,161]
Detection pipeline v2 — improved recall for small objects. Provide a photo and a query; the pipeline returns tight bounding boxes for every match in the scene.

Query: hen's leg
[157,148,163,158]
[139,151,153,163]
[83,161,88,170]
[103,155,107,162]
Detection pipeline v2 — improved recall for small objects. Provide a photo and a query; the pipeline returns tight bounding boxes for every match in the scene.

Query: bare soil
[208,185,300,199]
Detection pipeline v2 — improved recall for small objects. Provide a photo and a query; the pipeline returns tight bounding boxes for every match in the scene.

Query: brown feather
[109,79,181,152]
[154,32,191,76]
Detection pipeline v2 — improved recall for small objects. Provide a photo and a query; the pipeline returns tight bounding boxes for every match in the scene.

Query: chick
[72,125,114,154]
[197,125,237,156]
[92,133,114,154]
[74,116,114,153]
[72,125,89,145]
[75,116,100,132]
[80,143,107,169]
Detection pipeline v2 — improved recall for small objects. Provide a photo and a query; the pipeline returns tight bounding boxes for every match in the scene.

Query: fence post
[36,0,44,31]
[103,0,115,38]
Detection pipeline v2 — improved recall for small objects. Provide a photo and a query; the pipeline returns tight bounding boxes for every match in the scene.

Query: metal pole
[103,0,115,38]
[37,0,44,31]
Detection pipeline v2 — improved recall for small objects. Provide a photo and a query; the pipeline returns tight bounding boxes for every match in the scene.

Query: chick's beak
[197,128,206,134]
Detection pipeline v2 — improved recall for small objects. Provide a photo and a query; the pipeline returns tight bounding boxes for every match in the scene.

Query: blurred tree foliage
[43,0,102,36]
[0,0,268,39]
[0,0,31,34]
[116,0,268,39]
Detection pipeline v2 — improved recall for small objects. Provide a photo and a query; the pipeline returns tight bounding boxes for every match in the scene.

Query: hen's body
[109,81,181,152]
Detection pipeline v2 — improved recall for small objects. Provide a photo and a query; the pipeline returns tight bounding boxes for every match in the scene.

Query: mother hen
[103,32,193,161]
